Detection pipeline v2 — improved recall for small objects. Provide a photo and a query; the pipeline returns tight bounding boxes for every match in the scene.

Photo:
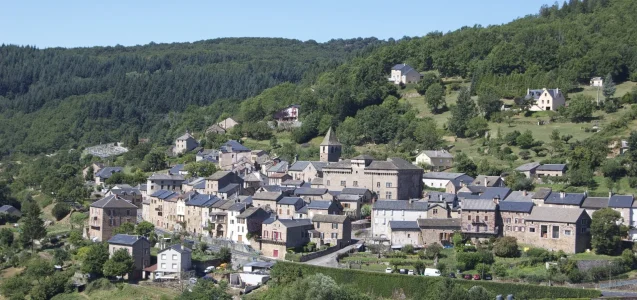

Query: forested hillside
[0,38,383,155]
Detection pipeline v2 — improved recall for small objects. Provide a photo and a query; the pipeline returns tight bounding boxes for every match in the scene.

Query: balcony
[258,237,286,246]
[155,206,163,212]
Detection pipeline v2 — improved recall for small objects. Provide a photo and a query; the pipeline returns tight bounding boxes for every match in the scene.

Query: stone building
[311,214,352,248]
[418,218,461,246]
[372,199,428,239]
[389,221,422,248]
[320,127,342,163]
[461,199,499,240]
[107,234,151,280]
[88,195,138,242]
[258,218,313,259]
[499,201,534,243]
[524,207,591,253]
[173,132,199,155]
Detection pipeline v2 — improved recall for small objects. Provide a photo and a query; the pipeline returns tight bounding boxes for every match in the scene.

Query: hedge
[271,262,601,299]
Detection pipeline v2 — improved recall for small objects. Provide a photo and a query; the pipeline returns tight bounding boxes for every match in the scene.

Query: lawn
[569,252,621,261]
[50,284,180,300]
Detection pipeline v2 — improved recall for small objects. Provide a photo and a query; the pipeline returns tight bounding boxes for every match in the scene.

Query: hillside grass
[50,283,180,300]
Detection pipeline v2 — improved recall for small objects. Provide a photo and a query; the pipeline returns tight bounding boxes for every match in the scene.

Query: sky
[1,0,555,48]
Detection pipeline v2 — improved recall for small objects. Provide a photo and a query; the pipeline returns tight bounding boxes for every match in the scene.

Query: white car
[385,268,392,273]
[408,270,415,275]
[204,266,215,273]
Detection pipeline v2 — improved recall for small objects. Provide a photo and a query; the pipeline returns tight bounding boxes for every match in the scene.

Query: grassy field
[50,284,180,300]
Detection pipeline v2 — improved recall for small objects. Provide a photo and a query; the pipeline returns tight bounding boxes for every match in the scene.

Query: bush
[493,237,519,258]
[402,244,415,254]
[52,203,71,221]
[457,251,493,271]
[85,278,114,293]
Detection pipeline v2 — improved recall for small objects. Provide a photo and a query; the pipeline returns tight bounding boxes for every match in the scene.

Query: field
[49,284,180,300]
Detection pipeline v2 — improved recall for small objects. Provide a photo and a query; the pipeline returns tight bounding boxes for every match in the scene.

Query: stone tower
[320,127,342,162]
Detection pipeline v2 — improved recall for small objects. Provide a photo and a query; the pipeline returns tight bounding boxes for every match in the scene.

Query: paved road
[304,242,362,268]
[601,290,637,297]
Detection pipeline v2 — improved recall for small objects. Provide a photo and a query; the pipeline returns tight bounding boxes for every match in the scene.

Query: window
[172,263,177,269]
[514,218,518,224]
[552,226,560,238]
[127,210,130,216]
[327,180,330,186]
[485,216,488,222]
[529,227,536,233]
[541,225,548,238]
[385,192,392,199]
[316,222,320,228]
[386,182,392,188]
[433,209,438,214]
[520,227,525,232]
[506,226,511,231]
[353,181,358,187]
[278,209,282,215]
[332,223,338,229]
[467,215,471,221]
[407,234,411,238]
[172,254,177,260]
[564,229,572,236]
[161,254,166,260]
[340,181,346,187]
[581,227,587,233]
[331,233,338,239]
[377,182,380,188]
[506,218,511,224]
[343,203,350,208]
[476,216,480,222]
[161,263,166,269]
[581,219,588,225]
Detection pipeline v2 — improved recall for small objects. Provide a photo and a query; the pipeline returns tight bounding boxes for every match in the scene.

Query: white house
[422,172,474,189]
[525,88,566,111]
[590,77,603,87]
[156,244,192,276]
[389,64,422,85]
[372,199,428,240]
[227,202,249,243]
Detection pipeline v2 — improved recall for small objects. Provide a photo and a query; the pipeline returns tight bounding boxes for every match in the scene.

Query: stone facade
[108,235,151,280]
[88,195,138,242]
[312,215,352,247]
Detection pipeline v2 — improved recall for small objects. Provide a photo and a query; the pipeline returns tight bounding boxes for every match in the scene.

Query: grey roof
[228,202,248,212]
[417,218,461,229]
[253,192,283,201]
[193,181,206,190]
[237,207,267,219]
[108,234,147,246]
[310,177,323,185]
[151,190,178,200]
[0,205,20,216]
[389,220,420,231]
[373,200,428,211]
[95,167,123,179]
[367,157,422,171]
[424,191,457,203]
[310,162,328,172]
[499,201,534,213]
[110,187,142,197]
[294,187,328,196]
[211,199,229,209]
[324,160,352,169]
[352,155,375,160]
[321,127,342,146]
[307,200,334,210]
[423,172,467,180]
[391,63,416,73]
[278,197,305,206]
[503,191,535,202]
[168,164,185,175]
[207,171,233,181]
[462,199,497,211]
[219,183,240,194]
[341,188,370,195]
[328,191,341,197]
[186,194,219,207]
[458,187,511,200]
[544,192,585,206]
[472,176,503,187]
[526,206,586,223]
[337,194,363,202]
[281,179,305,187]
[515,162,541,172]
[537,164,567,172]
[277,218,313,228]
[581,197,608,209]
[148,174,185,181]
[267,161,288,173]
[260,185,294,193]
[533,188,552,200]
[159,244,192,254]
[176,132,195,141]
[296,205,308,214]
[526,88,561,101]
[609,195,634,208]
[312,214,348,223]
[91,195,138,209]
[220,140,250,153]
[420,150,453,159]
[243,261,275,269]
[288,161,311,172]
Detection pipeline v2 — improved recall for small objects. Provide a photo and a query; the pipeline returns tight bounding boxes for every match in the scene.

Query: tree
[360,204,372,218]
[84,166,94,181]
[142,150,167,172]
[454,153,477,177]
[20,200,47,251]
[493,236,519,258]
[477,92,503,120]
[516,130,535,149]
[185,161,218,177]
[53,248,70,265]
[113,222,135,235]
[415,72,441,95]
[0,228,13,247]
[0,276,31,300]
[180,280,232,300]
[25,258,54,283]
[103,248,134,278]
[504,171,534,191]
[603,73,616,100]
[452,231,465,251]
[601,159,625,181]
[628,131,637,163]
[591,208,627,255]
[566,94,594,122]
[424,243,443,259]
[51,203,71,221]
[216,247,232,263]
[135,221,155,237]
[568,164,596,187]
[464,117,489,138]
[448,87,477,137]
[425,83,446,113]
[81,243,110,276]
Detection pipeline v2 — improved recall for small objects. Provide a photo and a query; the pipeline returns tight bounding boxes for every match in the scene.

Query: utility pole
[597,85,601,107]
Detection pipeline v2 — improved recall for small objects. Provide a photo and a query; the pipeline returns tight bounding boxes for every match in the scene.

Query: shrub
[402,244,415,254]
[493,237,519,258]
[52,203,71,221]
[85,278,114,293]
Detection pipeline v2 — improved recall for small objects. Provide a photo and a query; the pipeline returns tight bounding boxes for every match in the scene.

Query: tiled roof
[352,155,375,160]
[294,187,328,196]
[91,195,138,209]
[389,220,420,231]
[544,192,585,206]
[373,200,428,211]
[422,172,467,180]
[228,202,248,212]
[320,127,342,146]
[417,218,461,229]
[499,201,534,213]
[526,207,585,223]
[310,177,323,185]
[109,187,142,196]
[337,194,363,201]
[312,214,348,223]
[609,195,634,208]
[108,234,147,246]
[391,63,416,73]
[537,164,567,172]
[462,199,497,211]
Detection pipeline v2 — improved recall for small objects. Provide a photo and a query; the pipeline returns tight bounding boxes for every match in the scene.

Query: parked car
[463,274,472,280]
[385,268,392,273]
[448,272,456,278]
[204,266,215,273]
[423,268,441,277]
[483,274,492,280]
[399,269,408,275]
[408,270,415,275]
[473,274,481,280]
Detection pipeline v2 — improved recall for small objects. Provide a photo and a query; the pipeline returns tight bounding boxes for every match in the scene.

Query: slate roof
[109,187,142,197]
[458,187,511,200]
[581,197,608,209]
[544,192,585,206]
[526,88,561,101]
[277,218,312,228]
[176,132,195,141]
[95,167,123,179]
[150,190,178,200]
[267,161,288,173]
[324,160,353,169]
[321,127,342,146]
[609,195,634,208]
[420,150,453,158]
[294,187,328,196]
[417,218,462,229]
[91,195,138,209]
[424,191,457,203]
[312,214,348,223]
[288,161,311,172]
[533,188,552,200]
[389,220,420,231]
[219,183,240,194]
[236,207,266,219]
[423,172,467,180]
[243,261,275,269]
[341,188,370,195]
[228,202,249,212]
[159,244,192,254]
[186,194,219,207]
[211,199,229,209]
[515,162,541,172]
[499,201,534,213]
[108,234,147,246]
[462,199,497,211]
[307,200,334,210]
[391,63,416,73]
[310,177,323,185]
[0,205,20,216]
[282,180,304,187]
[253,192,283,201]
[373,200,428,211]
[243,172,265,182]
[367,157,422,171]
[278,197,305,206]
[537,164,567,172]
[503,191,535,202]
[148,174,185,180]
[168,164,185,175]
[220,140,250,153]
[337,194,363,202]
[260,185,294,193]
[296,205,308,214]
[353,155,375,160]
[472,175,502,187]
[207,171,233,181]
[526,207,586,223]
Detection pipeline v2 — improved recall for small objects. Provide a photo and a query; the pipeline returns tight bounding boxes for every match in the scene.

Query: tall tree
[184,161,218,177]
[477,92,503,120]
[603,73,616,100]
[454,153,477,177]
[20,200,47,251]
[448,88,477,137]
[103,248,134,278]
[591,208,627,255]
[425,83,446,113]
[415,73,441,95]
[81,243,110,276]
[567,94,594,122]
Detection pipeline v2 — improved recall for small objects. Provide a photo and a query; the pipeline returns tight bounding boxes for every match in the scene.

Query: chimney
[560,191,565,199]
[438,194,443,202]
[484,177,488,187]
[493,195,500,205]
[409,199,414,204]
[523,190,527,196]
[460,180,465,187]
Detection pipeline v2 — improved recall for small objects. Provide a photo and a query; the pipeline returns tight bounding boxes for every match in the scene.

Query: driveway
[304,241,362,268]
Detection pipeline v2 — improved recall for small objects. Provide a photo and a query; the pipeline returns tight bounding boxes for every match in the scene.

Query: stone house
[423,172,473,190]
[305,200,342,219]
[581,193,634,239]
[252,192,284,211]
[204,171,243,196]
[83,162,104,180]
[461,199,499,240]
[206,124,226,135]
[536,164,567,177]
[156,244,192,277]
[514,162,541,179]
[107,234,151,279]
[418,218,461,246]
[389,221,423,248]
[218,117,239,130]
[524,207,591,253]
[525,88,566,111]
[107,185,143,208]
[294,187,332,201]
[227,202,251,243]
[311,214,352,248]
[288,161,328,182]
[372,199,428,239]
[173,132,199,155]
[531,188,553,206]
[95,167,124,185]
[196,149,219,163]
[243,172,268,190]
[336,194,364,219]
[471,175,505,187]
[88,195,138,242]
[423,192,458,209]
[184,194,219,236]
[276,197,305,218]
[320,127,342,163]
[415,150,454,171]
[236,207,270,244]
[258,217,313,259]
[268,173,292,186]
[500,201,534,243]
[426,201,452,219]
[323,156,424,200]
[219,140,251,171]
[208,199,233,238]
[389,63,422,85]
[146,174,185,196]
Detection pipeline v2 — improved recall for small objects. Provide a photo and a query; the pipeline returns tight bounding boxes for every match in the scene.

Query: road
[304,241,362,268]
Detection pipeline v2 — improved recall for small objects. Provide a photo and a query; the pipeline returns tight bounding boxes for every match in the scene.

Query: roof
[148,174,185,181]
[228,202,248,212]
[278,197,305,206]
[424,192,457,203]
[420,150,453,159]
[243,261,275,269]
[236,207,267,219]
[108,234,147,246]
[462,199,497,211]
[515,162,541,172]
[544,192,586,206]
[581,197,608,209]
[389,220,420,231]
[150,190,178,200]
[277,218,313,228]
[373,200,428,211]
[267,161,288,173]
[537,164,567,172]
[211,200,229,209]
[158,244,192,254]
[423,172,467,180]
[526,207,586,223]
[220,140,250,153]
[353,155,375,160]
[312,214,348,223]
[533,188,552,200]
[95,167,123,179]
[324,160,352,169]
[337,194,363,201]
[367,157,422,171]
[0,205,20,215]
[294,187,328,196]
[458,187,511,200]
[90,195,138,209]
[109,186,142,196]
[526,88,561,101]
[176,132,195,141]
[472,175,502,187]
[269,173,290,179]
[320,127,341,146]
[186,194,219,207]
[391,63,416,73]
[218,183,240,194]
[417,218,461,229]
[253,192,283,201]
[281,180,305,187]
[310,177,323,185]
[288,161,311,172]
[341,188,370,195]
[499,201,534,213]
[307,200,335,210]
[207,171,233,181]
[244,172,265,182]
[503,191,535,202]
[168,164,186,175]
[609,195,634,208]
[310,161,328,172]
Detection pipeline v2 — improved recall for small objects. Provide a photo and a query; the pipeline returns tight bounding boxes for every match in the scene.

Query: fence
[599,279,637,289]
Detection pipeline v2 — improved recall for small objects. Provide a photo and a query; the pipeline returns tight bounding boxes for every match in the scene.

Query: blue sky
[1,0,554,48]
